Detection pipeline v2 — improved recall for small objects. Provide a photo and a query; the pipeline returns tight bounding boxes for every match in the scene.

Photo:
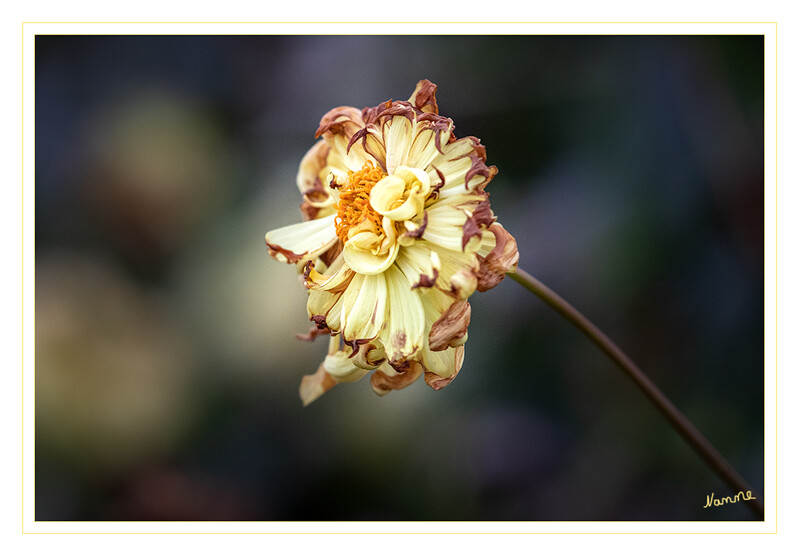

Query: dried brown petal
[408,79,440,114]
[428,300,471,352]
[370,361,424,396]
[299,363,337,406]
[476,223,520,292]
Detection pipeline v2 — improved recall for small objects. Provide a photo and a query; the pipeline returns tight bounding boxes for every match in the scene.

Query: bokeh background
[35,35,764,521]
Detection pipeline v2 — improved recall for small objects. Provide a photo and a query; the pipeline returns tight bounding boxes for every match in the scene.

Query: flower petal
[384,116,413,175]
[423,345,464,388]
[342,239,399,275]
[265,214,337,264]
[429,244,479,300]
[323,350,370,383]
[303,255,353,293]
[370,360,424,396]
[394,241,440,290]
[341,272,387,342]
[428,300,471,351]
[379,265,425,363]
[299,362,337,406]
[422,203,487,253]
[407,79,439,114]
[476,223,519,292]
[296,140,333,205]
[426,136,496,198]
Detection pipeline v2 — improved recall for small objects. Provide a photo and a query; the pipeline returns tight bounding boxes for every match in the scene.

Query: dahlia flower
[265,79,518,405]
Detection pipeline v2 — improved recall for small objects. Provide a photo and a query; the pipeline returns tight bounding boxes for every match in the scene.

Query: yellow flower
[265,80,519,405]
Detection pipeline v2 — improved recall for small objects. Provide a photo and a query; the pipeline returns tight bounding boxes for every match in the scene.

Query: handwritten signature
[704,491,756,508]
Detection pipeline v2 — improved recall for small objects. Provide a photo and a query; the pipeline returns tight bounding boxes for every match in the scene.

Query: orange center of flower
[334,161,389,242]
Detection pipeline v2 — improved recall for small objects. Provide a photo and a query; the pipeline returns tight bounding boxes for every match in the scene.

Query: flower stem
[508,268,764,519]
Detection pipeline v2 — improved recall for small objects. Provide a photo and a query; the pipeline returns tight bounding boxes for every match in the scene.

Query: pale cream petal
[323,350,370,383]
[429,243,479,299]
[342,272,387,341]
[384,116,413,174]
[306,288,339,323]
[379,265,425,363]
[393,241,440,290]
[426,136,495,198]
[370,167,429,222]
[324,272,364,332]
[424,345,464,386]
[422,204,484,253]
[265,214,337,264]
[342,240,399,275]
[369,175,406,214]
[406,128,441,170]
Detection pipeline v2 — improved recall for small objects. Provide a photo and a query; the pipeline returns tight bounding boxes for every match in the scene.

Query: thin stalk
[508,268,763,519]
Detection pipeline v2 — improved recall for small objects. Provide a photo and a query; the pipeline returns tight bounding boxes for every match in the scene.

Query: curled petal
[315,106,366,140]
[476,223,520,292]
[370,360,424,396]
[342,239,399,275]
[369,168,429,221]
[352,341,386,370]
[296,140,335,213]
[427,137,496,199]
[423,345,465,386]
[407,79,439,114]
[323,350,370,383]
[428,300,471,351]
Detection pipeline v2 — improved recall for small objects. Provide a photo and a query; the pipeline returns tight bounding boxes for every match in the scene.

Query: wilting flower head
[265,80,519,405]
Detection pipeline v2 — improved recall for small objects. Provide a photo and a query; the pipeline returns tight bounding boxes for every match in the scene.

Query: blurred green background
[35,35,764,521]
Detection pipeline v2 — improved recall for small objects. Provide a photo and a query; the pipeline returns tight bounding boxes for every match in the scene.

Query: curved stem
[508,268,763,519]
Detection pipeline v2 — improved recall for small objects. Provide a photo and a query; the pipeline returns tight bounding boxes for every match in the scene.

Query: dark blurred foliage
[35,35,764,521]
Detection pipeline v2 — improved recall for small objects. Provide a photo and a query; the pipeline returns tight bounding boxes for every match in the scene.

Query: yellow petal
[323,350,370,383]
[368,175,406,215]
[342,272,387,341]
[423,345,464,386]
[384,116,413,174]
[342,240,399,275]
[379,265,425,363]
[422,204,482,252]
[394,242,440,290]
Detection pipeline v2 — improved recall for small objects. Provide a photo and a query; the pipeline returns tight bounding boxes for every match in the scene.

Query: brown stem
[508,268,763,519]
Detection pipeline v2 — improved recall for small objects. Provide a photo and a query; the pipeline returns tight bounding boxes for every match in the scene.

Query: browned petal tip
[428,300,471,352]
[424,346,464,391]
[370,361,424,396]
[265,240,304,264]
[476,223,520,292]
[408,79,439,114]
[299,363,337,406]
